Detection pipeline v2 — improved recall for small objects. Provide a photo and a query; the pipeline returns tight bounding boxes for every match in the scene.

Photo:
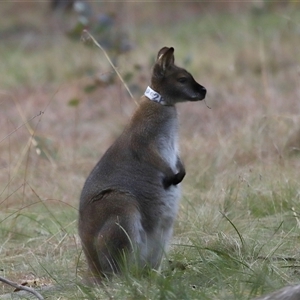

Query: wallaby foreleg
[136,145,179,187]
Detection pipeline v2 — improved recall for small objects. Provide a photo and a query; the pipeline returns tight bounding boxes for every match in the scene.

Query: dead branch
[0,275,44,300]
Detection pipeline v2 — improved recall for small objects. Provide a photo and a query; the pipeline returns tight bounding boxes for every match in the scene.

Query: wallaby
[78,46,206,283]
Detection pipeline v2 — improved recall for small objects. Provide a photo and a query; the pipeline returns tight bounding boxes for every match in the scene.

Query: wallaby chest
[128,99,179,169]
[156,118,179,172]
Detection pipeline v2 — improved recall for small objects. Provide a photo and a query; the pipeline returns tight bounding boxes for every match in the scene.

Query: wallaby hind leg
[96,215,144,277]
[79,191,145,282]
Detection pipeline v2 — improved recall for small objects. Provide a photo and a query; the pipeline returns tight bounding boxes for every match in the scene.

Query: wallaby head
[150,47,206,105]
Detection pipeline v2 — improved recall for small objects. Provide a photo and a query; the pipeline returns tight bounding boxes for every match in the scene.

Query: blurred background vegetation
[1,1,300,299]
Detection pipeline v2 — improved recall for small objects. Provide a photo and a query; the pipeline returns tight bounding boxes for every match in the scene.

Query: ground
[1,2,300,299]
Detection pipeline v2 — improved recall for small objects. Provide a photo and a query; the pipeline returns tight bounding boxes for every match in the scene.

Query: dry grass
[1,2,300,299]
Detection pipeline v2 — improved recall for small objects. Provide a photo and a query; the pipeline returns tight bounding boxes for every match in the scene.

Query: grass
[1,2,300,299]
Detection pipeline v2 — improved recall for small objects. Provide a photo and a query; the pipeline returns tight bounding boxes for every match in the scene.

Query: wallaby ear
[156,47,175,71]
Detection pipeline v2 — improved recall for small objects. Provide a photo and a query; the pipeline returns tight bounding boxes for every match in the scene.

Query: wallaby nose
[190,85,206,101]
[200,86,207,100]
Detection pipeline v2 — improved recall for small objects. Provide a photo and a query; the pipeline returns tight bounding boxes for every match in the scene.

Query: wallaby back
[78,47,206,283]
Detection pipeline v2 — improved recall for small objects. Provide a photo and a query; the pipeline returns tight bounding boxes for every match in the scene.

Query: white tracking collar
[144,86,166,105]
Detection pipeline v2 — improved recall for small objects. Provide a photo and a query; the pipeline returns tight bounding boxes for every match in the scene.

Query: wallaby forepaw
[172,171,185,185]
[163,171,185,188]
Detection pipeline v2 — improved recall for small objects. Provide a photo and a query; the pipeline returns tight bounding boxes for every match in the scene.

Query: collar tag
[144,86,166,104]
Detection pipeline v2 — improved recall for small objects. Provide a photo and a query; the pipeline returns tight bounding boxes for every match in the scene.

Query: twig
[204,99,211,109]
[256,255,298,262]
[0,111,43,144]
[0,275,44,300]
[82,30,137,106]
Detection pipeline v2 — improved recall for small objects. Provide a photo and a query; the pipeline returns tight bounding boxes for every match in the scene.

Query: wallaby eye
[177,77,187,83]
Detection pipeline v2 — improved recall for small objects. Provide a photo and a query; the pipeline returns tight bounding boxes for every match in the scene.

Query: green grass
[1,2,300,299]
